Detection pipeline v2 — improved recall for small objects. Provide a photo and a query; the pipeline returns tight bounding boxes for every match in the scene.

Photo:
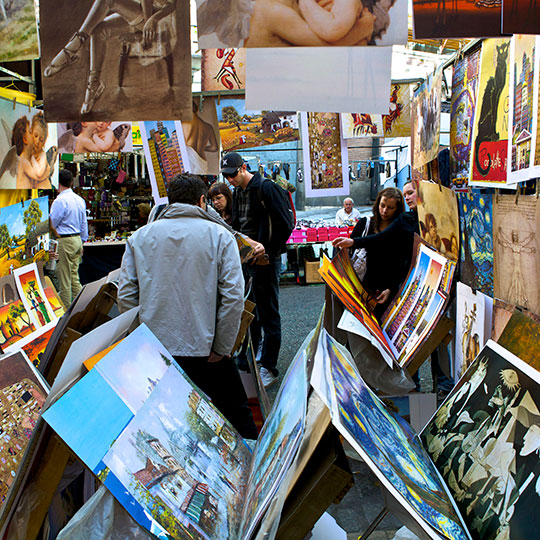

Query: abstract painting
[422,340,540,540]
[493,195,540,316]
[417,181,460,261]
[0,0,39,62]
[507,35,536,184]
[411,70,442,170]
[300,112,349,198]
[201,48,246,91]
[39,0,192,121]
[140,121,187,205]
[450,50,481,192]
[458,192,494,297]
[502,0,540,34]
[179,96,220,175]
[0,100,58,190]
[216,97,299,152]
[196,0,407,48]
[469,39,512,188]
[341,83,411,139]
[0,350,48,513]
[57,122,133,154]
[313,329,470,540]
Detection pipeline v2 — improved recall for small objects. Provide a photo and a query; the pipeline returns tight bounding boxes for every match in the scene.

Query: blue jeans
[246,258,281,376]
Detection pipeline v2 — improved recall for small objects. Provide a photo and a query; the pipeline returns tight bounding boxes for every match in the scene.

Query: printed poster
[39,0,192,121]
[0,99,58,190]
[196,0,407,48]
[450,50,481,192]
[0,0,39,62]
[469,39,512,188]
[201,48,246,92]
[57,122,133,154]
[300,112,349,198]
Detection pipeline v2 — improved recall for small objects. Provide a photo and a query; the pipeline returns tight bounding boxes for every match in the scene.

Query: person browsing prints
[335,197,361,226]
[49,169,88,307]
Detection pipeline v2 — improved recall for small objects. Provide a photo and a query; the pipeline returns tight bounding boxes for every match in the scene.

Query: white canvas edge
[3,319,57,360]
[139,123,168,206]
[529,36,540,178]
[0,348,50,393]
[173,120,192,173]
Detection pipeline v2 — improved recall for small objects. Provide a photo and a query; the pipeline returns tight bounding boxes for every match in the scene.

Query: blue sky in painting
[0,196,49,237]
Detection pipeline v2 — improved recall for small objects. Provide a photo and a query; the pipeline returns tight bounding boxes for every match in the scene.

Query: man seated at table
[335,197,361,226]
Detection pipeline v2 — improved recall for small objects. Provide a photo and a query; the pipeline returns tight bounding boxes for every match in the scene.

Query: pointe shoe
[44,32,88,78]
[80,79,105,115]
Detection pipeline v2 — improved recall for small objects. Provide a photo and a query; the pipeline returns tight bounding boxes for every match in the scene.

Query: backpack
[257,179,295,255]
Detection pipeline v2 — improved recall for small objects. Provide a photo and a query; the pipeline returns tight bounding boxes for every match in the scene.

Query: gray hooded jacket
[117,203,244,356]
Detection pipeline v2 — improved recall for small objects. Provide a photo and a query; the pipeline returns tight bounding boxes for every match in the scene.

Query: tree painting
[0,224,11,258]
[8,301,32,327]
[221,106,242,130]
[23,200,42,236]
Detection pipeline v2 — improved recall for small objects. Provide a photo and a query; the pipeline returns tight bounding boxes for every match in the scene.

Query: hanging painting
[57,122,133,154]
[458,192,494,297]
[411,69,442,170]
[341,83,411,139]
[417,181,460,261]
[502,0,540,34]
[422,340,540,540]
[493,195,540,316]
[0,99,58,190]
[39,0,192,121]
[450,49,481,192]
[507,35,537,184]
[201,48,246,91]
[0,0,39,61]
[469,39,512,188]
[300,112,349,198]
[195,0,407,48]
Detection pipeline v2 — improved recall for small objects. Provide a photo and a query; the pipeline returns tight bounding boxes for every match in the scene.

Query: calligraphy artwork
[469,39,512,188]
[0,0,39,61]
[201,48,246,91]
[57,122,133,154]
[450,50,481,192]
[493,195,540,316]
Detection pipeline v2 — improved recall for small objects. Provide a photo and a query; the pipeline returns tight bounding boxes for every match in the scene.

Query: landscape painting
[4,322,57,368]
[0,299,35,351]
[201,48,246,91]
[0,0,39,62]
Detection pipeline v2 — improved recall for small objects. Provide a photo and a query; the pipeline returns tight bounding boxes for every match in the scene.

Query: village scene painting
[215,98,299,151]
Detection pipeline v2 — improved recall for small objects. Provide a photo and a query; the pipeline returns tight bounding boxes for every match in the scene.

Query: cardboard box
[305,261,324,283]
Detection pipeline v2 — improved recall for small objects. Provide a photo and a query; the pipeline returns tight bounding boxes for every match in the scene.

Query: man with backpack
[221,152,294,388]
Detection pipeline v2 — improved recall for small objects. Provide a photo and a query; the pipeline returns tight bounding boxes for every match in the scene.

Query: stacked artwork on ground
[0,100,58,190]
[422,341,540,540]
[300,112,349,198]
[0,0,39,62]
[417,181,460,261]
[469,39,512,188]
[201,49,246,91]
[458,192,494,297]
[493,195,540,316]
[341,83,411,138]
[312,328,470,540]
[57,122,133,154]
[450,50,481,192]
[44,323,310,540]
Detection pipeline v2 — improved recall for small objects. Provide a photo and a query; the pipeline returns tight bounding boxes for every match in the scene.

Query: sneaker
[259,367,278,388]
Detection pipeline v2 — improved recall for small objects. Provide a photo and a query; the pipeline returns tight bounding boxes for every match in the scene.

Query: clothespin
[27,100,31,112]
[217,93,221,105]
[495,188,500,204]
[12,97,16,110]
[514,185,520,205]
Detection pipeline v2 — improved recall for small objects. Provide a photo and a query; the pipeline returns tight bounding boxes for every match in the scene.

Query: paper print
[140,121,187,206]
[13,263,56,328]
[216,97,299,152]
[0,100,58,190]
[507,35,536,184]
[0,350,48,513]
[301,112,349,198]
[313,329,470,540]
[412,70,442,170]
[502,0,540,35]
[450,50,481,192]
[0,299,35,351]
[493,195,540,316]
[491,298,516,342]
[180,97,220,175]
[57,122,133,154]
[341,113,383,138]
[417,181,460,261]
[458,192,494,297]
[4,322,57,368]
[469,39,512,188]
[422,340,540,540]
[196,0,407,48]
[0,0,39,62]
[39,0,192,121]
[44,287,65,319]
[201,48,246,91]
[530,37,540,176]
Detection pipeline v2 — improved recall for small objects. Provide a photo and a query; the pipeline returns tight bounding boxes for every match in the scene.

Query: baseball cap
[220,152,244,174]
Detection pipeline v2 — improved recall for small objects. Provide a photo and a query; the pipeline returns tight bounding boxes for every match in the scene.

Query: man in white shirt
[49,169,88,307]
[335,197,361,226]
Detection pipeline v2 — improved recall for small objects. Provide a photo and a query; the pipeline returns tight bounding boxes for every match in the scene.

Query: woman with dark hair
[208,182,233,225]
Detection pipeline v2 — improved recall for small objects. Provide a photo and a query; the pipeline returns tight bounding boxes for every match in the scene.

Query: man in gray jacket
[118,174,257,439]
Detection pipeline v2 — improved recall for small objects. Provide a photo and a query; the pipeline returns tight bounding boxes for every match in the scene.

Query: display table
[79,241,127,285]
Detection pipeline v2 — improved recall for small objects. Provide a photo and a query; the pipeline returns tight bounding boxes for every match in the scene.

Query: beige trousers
[57,236,83,308]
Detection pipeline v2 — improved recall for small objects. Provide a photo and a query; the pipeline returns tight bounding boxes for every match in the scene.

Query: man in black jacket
[221,152,291,387]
